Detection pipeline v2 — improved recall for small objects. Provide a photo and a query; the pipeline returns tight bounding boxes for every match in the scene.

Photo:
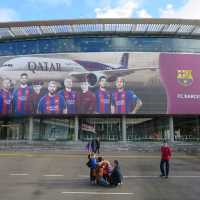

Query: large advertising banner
[160,53,200,114]
[0,52,168,116]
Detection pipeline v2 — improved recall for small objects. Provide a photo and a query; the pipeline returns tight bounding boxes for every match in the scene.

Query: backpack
[86,159,92,168]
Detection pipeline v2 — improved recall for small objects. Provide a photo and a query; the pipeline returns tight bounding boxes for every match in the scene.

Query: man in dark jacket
[91,139,97,153]
[90,137,100,154]
[95,137,100,154]
[110,160,123,186]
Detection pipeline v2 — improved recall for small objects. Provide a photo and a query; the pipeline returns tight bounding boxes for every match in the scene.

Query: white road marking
[170,176,200,178]
[79,175,90,178]
[61,191,134,195]
[43,174,64,177]
[124,175,200,178]
[79,175,200,178]
[124,175,158,178]
[9,173,29,176]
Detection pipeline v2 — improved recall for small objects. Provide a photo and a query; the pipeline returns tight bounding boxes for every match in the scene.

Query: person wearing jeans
[160,140,172,178]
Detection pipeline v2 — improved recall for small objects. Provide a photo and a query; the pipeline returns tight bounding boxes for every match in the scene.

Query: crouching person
[96,162,109,187]
[110,160,123,186]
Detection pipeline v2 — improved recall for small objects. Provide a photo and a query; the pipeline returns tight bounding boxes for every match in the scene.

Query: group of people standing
[0,73,142,115]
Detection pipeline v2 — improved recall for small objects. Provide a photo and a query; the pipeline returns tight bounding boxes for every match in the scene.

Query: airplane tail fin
[120,53,129,69]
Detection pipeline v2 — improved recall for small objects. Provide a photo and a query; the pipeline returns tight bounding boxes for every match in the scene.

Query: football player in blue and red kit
[0,78,12,115]
[12,73,33,115]
[111,77,142,114]
[58,78,77,114]
[38,81,66,114]
[95,77,111,114]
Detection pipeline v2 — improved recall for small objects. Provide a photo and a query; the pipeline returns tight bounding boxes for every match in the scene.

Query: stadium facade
[0,18,200,143]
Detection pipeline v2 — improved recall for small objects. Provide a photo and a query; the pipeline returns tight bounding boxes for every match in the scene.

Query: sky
[0,0,200,22]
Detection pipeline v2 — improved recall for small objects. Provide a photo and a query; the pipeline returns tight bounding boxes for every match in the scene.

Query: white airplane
[0,53,158,87]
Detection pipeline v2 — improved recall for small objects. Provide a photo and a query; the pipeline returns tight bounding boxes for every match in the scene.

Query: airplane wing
[70,66,159,82]
[100,67,159,81]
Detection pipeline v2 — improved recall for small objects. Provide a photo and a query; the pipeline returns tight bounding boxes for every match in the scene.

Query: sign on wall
[160,53,200,114]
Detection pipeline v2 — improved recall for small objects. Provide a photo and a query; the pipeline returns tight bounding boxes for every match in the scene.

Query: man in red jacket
[160,140,172,178]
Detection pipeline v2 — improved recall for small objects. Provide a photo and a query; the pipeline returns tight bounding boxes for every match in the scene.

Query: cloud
[160,0,200,19]
[95,0,138,18]
[0,7,19,22]
[137,9,152,18]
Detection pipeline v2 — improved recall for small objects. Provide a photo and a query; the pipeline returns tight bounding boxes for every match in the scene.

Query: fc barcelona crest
[176,69,193,86]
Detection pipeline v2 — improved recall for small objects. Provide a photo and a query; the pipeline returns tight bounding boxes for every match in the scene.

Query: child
[87,152,97,184]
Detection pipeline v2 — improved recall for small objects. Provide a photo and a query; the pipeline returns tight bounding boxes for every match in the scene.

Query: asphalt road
[0,151,200,200]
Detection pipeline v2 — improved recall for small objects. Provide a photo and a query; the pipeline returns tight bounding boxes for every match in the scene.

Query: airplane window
[2,64,13,67]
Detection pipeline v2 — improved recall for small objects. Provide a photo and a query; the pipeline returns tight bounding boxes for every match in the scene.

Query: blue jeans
[98,177,109,186]
[160,160,169,177]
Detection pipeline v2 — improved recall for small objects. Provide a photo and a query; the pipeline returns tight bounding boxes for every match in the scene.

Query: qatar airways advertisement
[0,51,197,116]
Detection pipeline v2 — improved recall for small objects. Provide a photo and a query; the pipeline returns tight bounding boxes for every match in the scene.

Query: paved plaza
[0,150,200,200]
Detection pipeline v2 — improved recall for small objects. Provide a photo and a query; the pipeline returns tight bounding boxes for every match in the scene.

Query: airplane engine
[86,73,105,87]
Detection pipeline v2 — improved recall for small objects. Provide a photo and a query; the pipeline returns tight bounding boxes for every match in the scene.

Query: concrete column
[16,126,19,140]
[169,117,174,142]
[74,116,79,141]
[122,115,127,142]
[196,117,199,139]
[28,117,33,143]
